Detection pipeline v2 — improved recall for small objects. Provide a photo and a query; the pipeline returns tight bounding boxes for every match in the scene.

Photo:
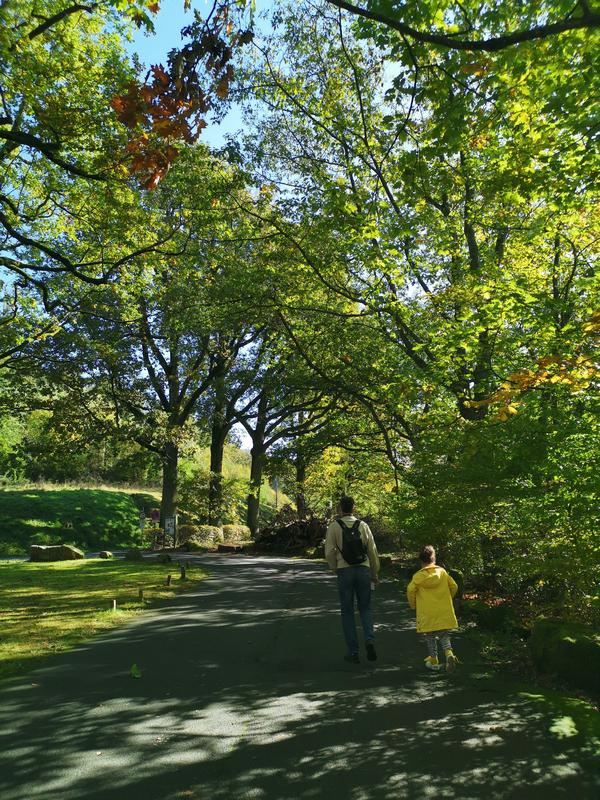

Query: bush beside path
[0,555,598,800]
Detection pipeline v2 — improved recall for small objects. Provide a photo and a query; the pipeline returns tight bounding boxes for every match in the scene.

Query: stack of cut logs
[255,515,328,551]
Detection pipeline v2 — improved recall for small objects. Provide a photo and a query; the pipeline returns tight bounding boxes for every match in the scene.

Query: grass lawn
[0,558,206,682]
[0,485,160,555]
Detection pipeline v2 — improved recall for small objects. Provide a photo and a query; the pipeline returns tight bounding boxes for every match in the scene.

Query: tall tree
[27,146,271,535]
[0,0,166,363]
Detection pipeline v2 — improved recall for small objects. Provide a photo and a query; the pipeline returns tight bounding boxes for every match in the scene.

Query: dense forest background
[0,0,598,622]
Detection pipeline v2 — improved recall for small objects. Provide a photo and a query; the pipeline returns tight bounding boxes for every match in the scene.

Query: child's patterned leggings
[424,630,452,658]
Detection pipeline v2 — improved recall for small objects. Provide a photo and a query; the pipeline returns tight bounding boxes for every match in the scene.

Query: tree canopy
[0,0,598,620]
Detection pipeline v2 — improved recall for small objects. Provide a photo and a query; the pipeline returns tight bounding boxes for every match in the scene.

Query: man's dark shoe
[366,643,378,661]
[344,653,360,664]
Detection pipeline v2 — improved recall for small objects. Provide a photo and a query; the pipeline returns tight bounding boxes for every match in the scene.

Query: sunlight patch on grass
[549,716,578,739]
[0,559,207,682]
[519,690,600,753]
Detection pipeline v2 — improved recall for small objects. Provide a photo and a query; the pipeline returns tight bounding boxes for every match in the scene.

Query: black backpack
[337,519,368,565]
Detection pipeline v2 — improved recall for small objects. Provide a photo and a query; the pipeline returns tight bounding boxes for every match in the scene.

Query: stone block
[30,544,84,562]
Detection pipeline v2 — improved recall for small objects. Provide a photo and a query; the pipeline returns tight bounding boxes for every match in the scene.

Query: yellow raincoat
[407,566,458,633]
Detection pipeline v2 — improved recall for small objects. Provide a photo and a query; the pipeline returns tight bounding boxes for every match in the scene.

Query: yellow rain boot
[444,649,459,672]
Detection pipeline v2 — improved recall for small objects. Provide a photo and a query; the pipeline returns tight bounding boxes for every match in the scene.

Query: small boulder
[125,548,143,561]
[99,551,113,559]
[30,544,84,562]
[157,553,172,563]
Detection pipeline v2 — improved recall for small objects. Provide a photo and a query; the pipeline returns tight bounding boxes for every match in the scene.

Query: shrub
[185,540,206,552]
[529,618,600,695]
[461,598,518,631]
[222,524,251,543]
[362,515,400,552]
[148,528,164,548]
[447,568,464,599]
[179,524,222,546]
[178,465,249,526]
[178,524,199,544]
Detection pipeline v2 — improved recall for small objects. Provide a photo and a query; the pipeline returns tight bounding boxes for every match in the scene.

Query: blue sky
[126,0,271,148]
[125,2,273,450]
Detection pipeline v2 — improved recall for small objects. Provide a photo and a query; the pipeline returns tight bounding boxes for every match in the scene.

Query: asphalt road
[1,555,598,800]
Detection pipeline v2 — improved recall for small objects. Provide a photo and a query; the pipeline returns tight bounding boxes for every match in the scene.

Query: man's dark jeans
[336,564,374,656]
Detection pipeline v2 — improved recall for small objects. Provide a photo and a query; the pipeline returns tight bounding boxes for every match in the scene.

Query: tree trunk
[245,392,268,538]
[246,446,265,538]
[209,420,228,526]
[161,440,178,545]
[208,350,230,526]
[295,455,307,519]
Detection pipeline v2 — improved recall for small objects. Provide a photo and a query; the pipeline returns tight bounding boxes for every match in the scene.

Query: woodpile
[255,515,327,552]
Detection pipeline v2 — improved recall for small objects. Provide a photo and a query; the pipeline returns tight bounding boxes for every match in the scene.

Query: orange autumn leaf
[144,170,165,190]
[151,64,170,88]
[215,77,230,99]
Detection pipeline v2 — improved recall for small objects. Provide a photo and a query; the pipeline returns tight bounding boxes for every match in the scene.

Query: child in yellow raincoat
[407,545,459,671]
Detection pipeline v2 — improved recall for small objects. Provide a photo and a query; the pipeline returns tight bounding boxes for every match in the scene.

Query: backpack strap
[337,518,361,533]
[336,519,347,556]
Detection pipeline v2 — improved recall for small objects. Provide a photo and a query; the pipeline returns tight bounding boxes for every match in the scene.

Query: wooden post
[180,563,186,581]
[166,574,171,586]
[138,588,144,602]
[112,599,117,611]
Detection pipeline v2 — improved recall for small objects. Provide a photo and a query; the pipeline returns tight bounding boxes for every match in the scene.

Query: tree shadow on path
[0,555,598,800]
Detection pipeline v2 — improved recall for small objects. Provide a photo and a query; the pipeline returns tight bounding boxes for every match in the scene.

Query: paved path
[1,556,598,800]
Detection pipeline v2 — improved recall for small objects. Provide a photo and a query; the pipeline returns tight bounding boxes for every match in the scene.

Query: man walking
[325,496,380,663]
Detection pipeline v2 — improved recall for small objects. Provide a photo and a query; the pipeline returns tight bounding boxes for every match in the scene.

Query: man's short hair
[340,495,354,514]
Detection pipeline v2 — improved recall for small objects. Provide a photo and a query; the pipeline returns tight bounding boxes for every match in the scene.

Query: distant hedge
[179,524,223,546]
[222,524,251,543]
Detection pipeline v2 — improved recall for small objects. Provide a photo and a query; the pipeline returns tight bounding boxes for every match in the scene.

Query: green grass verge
[0,558,206,682]
[0,486,159,554]
[519,689,600,752]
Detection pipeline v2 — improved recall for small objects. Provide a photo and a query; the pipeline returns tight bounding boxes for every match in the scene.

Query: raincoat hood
[413,566,446,589]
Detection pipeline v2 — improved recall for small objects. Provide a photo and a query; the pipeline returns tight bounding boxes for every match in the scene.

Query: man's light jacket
[325,515,380,578]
